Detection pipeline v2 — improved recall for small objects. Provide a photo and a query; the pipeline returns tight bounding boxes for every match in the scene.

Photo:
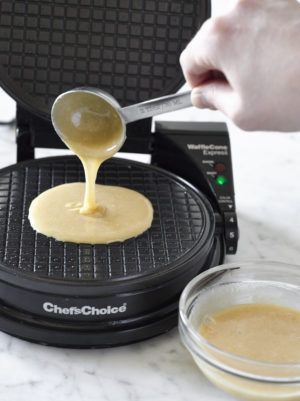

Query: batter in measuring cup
[29,91,153,244]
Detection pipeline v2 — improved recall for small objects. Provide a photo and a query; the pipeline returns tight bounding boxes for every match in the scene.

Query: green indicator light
[216,175,228,186]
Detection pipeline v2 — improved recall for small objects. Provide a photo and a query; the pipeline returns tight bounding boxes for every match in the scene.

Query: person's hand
[180,0,300,131]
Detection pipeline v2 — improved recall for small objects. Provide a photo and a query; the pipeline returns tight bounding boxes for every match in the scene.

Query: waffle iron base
[0,156,224,347]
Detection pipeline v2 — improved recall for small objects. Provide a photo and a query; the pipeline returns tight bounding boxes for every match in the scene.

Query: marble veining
[1,89,300,400]
[1,104,300,401]
[1,89,300,401]
[1,0,300,396]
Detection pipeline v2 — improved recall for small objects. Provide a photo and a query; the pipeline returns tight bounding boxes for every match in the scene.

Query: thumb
[191,82,239,116]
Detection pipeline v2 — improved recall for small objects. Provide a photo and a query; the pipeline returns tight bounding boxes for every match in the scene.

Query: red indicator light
[214,163,226,173]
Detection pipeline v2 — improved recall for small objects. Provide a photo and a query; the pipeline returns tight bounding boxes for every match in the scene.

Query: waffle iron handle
[120,90,192,124]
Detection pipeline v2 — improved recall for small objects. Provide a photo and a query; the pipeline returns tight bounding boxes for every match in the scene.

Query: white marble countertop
[1,1,300,399]
[1,88,300,401]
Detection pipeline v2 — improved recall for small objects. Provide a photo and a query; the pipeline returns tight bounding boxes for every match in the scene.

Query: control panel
[153,121,238,255]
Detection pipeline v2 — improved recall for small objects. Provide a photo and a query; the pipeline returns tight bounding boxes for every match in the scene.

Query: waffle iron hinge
[16,106,35,162]
[152,121,239,255]
[16,105,67,162]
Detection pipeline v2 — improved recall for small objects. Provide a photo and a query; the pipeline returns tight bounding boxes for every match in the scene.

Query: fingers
[192,82,244,128]
[180,19,223,88]
[192,82,263,132]
[191,81,235,111]
[180,8,249,129]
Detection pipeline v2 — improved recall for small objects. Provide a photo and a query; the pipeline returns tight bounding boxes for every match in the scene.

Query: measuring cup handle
[120,90,192,124]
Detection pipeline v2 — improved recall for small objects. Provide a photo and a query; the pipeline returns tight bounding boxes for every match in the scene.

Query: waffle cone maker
[0,0,238,347]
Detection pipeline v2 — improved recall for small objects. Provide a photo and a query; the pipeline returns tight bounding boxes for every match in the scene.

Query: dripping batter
[29,91,153,244]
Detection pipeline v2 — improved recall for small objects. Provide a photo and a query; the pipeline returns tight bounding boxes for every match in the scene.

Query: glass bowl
[179,261,300,401]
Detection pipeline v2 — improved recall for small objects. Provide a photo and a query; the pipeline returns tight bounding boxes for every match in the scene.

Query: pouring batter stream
[29,91,153,244]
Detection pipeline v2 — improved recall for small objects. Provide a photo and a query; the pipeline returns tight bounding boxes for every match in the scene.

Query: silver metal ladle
[51,87,192,153]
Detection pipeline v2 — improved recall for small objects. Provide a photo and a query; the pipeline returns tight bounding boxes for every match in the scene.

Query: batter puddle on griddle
[29,91,153,244]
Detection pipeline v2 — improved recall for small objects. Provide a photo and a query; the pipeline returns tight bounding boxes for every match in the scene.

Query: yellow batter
[29,91,153,244]
[200,303,300,363]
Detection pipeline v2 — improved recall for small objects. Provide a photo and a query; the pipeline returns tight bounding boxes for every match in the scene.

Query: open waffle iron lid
[0,0,210,120]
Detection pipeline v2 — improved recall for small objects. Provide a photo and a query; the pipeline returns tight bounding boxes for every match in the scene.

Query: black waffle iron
[0,0,238,347]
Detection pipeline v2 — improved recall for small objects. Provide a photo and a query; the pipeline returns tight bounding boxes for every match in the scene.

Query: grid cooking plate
[0,157,212,283]
[0,0,210,118]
